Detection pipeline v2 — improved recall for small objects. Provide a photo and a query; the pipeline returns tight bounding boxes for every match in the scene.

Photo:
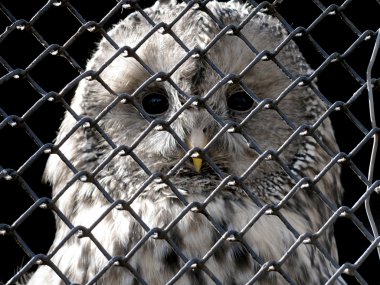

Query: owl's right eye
[141,93,169,115]
[227,91,254,113]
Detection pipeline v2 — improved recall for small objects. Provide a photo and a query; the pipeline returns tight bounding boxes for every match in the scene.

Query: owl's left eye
[141,93,169,115]
[227,91,254,112]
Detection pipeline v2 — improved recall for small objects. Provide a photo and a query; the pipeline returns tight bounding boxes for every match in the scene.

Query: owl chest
[51,186,323,285]
[100,194,297,281]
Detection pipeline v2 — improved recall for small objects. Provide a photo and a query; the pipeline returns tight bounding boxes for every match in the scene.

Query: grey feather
[25,1,345,284]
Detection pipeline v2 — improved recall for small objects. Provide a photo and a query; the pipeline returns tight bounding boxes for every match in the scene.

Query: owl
[25,1,345,284]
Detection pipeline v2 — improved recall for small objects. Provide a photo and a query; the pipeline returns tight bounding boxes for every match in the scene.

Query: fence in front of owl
[0,0,379,284]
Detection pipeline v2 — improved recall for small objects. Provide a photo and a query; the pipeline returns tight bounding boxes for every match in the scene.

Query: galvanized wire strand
[0,1,379,284]
[365,28,380,259]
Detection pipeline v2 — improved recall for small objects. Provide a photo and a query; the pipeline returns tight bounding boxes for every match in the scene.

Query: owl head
[44,0,341,207]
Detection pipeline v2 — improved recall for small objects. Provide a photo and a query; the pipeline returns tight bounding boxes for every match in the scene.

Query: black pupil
[142,93,169,115]
[227,92,254,112]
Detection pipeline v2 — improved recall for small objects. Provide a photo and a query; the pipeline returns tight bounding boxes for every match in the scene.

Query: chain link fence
[0,0,379,284]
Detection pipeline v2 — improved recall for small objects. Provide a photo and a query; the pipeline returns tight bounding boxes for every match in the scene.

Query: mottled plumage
[26,1,345,284]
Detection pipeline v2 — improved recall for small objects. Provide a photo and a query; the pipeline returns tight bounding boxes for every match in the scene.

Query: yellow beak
[186,128,208,173]
[191,156,203,173]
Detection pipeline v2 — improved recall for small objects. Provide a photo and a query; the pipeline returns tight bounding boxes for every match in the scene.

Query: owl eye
[141,92,169,115]
[227,91,254,112]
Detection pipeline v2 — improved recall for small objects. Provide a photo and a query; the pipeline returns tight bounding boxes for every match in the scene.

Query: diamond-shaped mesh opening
[27,53,79,92]
[0,29,44,70]
[344,37,380,80]
[64,30,104,67]
[310,12,359,55]
[276,1,322,28]
[1,0,379,284]
[343,1,380,32]
[0,77,42,117]
[31,6,81,46]
[0,0,47,21]
[0,124,41,170]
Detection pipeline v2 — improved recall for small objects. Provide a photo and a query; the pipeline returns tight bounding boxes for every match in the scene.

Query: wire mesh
[0,0,379,284]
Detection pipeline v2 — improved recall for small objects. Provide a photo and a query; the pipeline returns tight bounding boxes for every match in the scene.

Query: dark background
[0,0,379,284]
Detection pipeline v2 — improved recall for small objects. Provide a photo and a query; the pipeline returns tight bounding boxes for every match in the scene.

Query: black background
[0,0,379,284]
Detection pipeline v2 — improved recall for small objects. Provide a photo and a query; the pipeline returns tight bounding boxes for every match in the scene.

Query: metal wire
[0,0,379,284]
[365,27,380,259]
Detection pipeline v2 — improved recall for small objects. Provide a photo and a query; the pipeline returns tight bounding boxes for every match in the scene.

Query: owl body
[26,1,344,284]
